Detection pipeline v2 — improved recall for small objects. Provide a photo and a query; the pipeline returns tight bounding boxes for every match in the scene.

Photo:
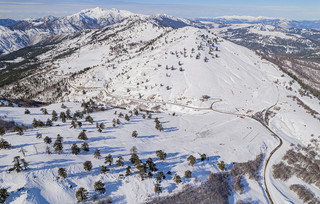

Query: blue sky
[0,0,319,20]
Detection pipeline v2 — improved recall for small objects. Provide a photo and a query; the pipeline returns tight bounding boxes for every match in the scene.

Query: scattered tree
[105,154,113,166]
[156,150,167,160]
[58,168,67,179]
[101,166,109,174]
[94,180,106,194]
[218,161,225,171]
[83,161,92,171]
[126,166,131,176]
[132,130,138,138]
[185,170,192,178]
[116,156,124,166]
[94,149,101,159]
[187,155,196,166]
[78,130,88,140]
[71,144,80,155]
[76,187,88,203]
[0,138,11,150]
[173,174,182,184]
[24,109,30,114]
[201,154,207,161]
[0,188,9,204]
[44,136,52,144]
[81,142,89,152]
[0,128,5,136]
[154,183,162,194]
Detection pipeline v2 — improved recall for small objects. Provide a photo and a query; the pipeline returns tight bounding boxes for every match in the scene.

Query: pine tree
[85,115,94,124]
[132,130,138,138]
[81,142,89,152]
[105,154,113,166]
[58,168,67,179]
[0,188,9,204]
[46,118,53,126]
[125,166,131,176]
[134,109,139,116]
[83,161,92,171]
[78,130,88,140]
[52,110,58,121]
[70,120,77,128]
[99,123,105,129]
[101,166,109,174]
[156,150,167,160]
[0,138,11,150]
[116,119,120,125]
[173,174,182,184]
[116,156,124,166]
[77,121,82,128]
[60,112,66,123]
[185,170,192,178]
[24,109,30,114]
[66,109,72,120]
[154,183,162,194]
[130,153,140,165]
[46,146,51,154]
[20,158,28,170]
[146,158,157,172]
[13,126,23,136]
[53,135,63,153]
[71,144,80,155]
[94,180,106,194]
[124,114,130,122]
[76,187,88,202]
[201,153,207,161]
[0,127,5,136]
[44,136,52,144]
[9,156,22,173]
[36,132,42,139]
[19,147,27,157]
[98,128,102,133]
[94,149,101,159]
[187,155,196,166]
[218,161,225,171]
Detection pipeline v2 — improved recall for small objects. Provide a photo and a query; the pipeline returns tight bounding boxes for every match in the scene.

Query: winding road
[65,76,282,204]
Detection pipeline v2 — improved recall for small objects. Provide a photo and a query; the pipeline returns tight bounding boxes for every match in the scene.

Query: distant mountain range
[197,16,320,30]
[0,9,320,60]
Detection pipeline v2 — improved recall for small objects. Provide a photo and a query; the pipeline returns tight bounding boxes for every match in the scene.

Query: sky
[0,0,319,20]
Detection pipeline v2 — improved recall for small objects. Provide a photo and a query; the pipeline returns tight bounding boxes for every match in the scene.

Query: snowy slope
[0,12,320,204]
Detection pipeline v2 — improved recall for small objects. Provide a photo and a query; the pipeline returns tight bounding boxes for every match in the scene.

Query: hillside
[0,11,320,204]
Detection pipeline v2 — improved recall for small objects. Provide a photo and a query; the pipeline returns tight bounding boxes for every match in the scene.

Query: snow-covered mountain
[0,7,137,55]
[210,23,320,60]
[0,10,320,204]
[0,18,18,27]
[197,16,320,30]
